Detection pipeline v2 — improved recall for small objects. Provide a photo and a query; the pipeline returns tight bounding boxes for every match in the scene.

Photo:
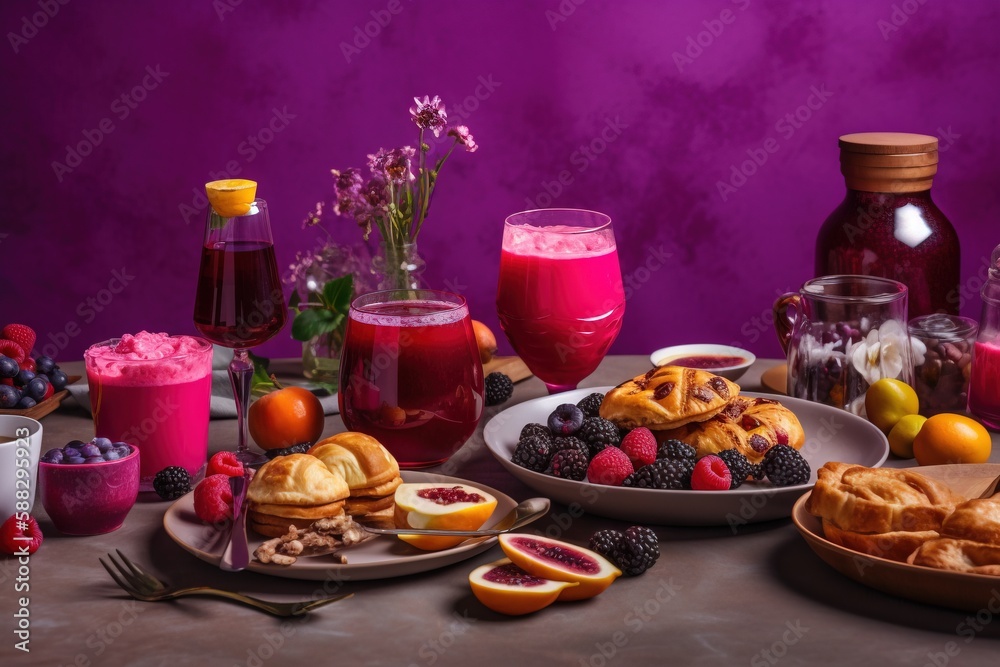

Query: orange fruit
[468,559,577,615]
[912,413,992,465]
[248,386,325,451]
[471,320,497,364]
[205,179,257,217]
[394,483,497,551]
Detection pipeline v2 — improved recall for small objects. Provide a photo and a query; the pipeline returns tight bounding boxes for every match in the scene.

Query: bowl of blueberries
[38,437,139,535]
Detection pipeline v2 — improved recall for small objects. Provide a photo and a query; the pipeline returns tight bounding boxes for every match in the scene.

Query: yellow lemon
[205,179,257,217]
[864,378,919,434]
[913,413,992,465]
[887,413,927,459]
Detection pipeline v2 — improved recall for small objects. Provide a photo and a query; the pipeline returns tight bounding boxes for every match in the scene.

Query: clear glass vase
[301,323,345,386]
[373,241,425,291]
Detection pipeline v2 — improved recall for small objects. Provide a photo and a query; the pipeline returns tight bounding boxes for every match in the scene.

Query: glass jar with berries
[815,132,960,319]
[907,313,978,417]
[968,243,1000,429]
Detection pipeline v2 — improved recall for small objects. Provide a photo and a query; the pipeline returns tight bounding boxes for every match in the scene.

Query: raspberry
[1,324,35,357]
[548,448,589,481]
[152,466,192,501]
[620,427,657,467]
[485,372,513,406]
[657,439,696,462]
[519,423,552,442]
[617,526,659,576]
[588,529,624,562]
[586,447,633,486]
[206,451,244,477]
[0,514,43,555]
[576,392,605,418]
[193,474,234,524]
[0,340,25,364]
[576,417,621,457]
[623,459,692,489]
[761,446,811,487]
[691,455,732,491]
[717,449,753,488]
[511,435,552,473]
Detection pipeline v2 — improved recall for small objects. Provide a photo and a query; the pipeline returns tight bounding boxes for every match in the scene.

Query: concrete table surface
[2,356,999,666]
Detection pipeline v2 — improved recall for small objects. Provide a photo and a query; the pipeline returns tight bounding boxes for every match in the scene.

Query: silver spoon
[361,497,550,537]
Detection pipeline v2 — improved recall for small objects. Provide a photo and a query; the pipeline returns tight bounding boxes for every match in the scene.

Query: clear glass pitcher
[773,275,914,415]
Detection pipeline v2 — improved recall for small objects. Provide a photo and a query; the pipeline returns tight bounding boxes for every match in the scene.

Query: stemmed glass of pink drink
[496,209,626,394]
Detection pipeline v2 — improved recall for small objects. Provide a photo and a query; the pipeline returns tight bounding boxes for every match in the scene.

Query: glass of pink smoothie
[85,332,213,492]
[497,209,625,393]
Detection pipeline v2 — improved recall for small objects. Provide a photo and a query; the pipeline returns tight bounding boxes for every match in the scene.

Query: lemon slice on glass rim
[205,179,257,217]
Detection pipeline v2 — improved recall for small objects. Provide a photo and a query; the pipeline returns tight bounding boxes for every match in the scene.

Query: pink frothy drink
[497,210,625,393]
[85,332,213,491]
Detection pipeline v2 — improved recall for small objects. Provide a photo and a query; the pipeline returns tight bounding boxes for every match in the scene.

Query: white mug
[0,415,43,518]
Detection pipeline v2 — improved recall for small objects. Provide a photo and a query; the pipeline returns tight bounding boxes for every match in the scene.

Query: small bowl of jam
[648,344,755,382]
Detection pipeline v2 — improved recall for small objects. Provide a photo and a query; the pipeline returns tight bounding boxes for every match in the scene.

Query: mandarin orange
[248,386,325,451]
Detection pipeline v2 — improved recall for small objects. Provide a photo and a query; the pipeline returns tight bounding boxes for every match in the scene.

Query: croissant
[599,365,739,430]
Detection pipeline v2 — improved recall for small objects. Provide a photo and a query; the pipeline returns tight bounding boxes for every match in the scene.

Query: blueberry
[103,450,122,461]
[65,456,86,464]
[547,403,585,435]
[0,356,17,379]
[67,439,86,448]
[92,437,113,450]
[24,377,48,401]
[15,396,36,409]
[84,456,105,464]
[79,443,101,458]
[0,385,19,408]
[113,445,132,459]
[41,448,64,464]
[14,370,35,387]
[49,369,68,391]
[62,446,81,458]
[35,356,55,374]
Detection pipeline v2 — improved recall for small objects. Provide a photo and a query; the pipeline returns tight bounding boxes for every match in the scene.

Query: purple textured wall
[2,0,997,365]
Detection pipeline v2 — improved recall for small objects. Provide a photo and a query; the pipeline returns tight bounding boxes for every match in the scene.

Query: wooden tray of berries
[0,376,81,420]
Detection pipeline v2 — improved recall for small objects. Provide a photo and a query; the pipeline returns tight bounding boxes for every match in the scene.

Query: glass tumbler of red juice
[496,209,626,394]
[338,290,485,468]
[85,333,213,492]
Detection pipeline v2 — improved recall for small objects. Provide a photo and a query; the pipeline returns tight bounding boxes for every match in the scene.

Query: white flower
[850,320,909,384]
[909,336,927,367]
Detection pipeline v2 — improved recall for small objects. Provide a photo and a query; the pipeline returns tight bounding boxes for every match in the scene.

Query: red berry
[691,455,732,491]
[586,446,634,486]
[620,428,657,467]
[41,382,55,401]
[1,324,35,357]
[20,357,36,373]
[193,474,234,524]
[206,451,244,478]
[0,514,43,555]
[0,340,25,364]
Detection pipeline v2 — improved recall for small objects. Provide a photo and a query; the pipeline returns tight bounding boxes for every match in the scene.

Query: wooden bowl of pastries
[793,461,1000,612]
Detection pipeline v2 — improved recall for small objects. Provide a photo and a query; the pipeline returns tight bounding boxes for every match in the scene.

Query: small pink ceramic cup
[39,444,140,535]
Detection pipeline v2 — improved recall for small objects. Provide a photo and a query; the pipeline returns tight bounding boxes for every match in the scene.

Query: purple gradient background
[1,0,997,366]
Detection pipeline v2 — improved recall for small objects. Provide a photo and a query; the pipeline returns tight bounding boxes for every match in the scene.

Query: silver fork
[99,550,352,617]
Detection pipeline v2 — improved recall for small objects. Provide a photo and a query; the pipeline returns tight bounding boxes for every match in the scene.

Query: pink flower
[447,125,478,152]
[367,147,416,183]
[409,95,448,137]
[331,168,364,217]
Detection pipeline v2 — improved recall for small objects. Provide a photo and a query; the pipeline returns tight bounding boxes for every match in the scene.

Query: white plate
[483,387,889,526]
[163,471,514,580]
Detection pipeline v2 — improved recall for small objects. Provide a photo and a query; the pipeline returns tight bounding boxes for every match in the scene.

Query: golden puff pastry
[599,365,739,431]
[247,454,350,507]
[906,539,1000,576]
[940,496,1000,546]
[821,519,939,562]
[656,396,805,464]
[308,432,401,490]
[806,462,964,535]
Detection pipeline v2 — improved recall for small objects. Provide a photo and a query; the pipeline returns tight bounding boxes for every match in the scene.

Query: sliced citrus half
[469,558,577,615]
[205,179,257,217]
[393,482,497,551]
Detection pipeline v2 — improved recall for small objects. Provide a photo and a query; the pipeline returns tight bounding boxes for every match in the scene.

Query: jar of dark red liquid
[968,243,1000,429]
[815,132,960,319]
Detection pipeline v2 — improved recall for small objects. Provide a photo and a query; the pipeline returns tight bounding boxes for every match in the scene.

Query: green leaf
[291,307,339,342]
[323,275,354,314]
[249,352,274,394]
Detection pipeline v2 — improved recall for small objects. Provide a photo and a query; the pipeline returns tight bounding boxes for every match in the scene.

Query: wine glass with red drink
[496,209,625,394]
[338,289,484,468]
[193,197,286,466]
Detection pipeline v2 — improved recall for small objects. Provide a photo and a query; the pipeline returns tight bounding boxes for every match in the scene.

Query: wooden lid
[839,132,939,192]
[839,132,939,154]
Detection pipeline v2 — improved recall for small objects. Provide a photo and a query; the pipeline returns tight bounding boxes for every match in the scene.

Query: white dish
[648,344,755,381]
[483,387,889,526]
[163,471,515,581]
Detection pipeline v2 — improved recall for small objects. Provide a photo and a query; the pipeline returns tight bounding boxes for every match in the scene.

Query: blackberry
[519,423,552,443]
[551,435,589,459]
[657,439,696,462]
[576,417,621,457]
[485,372,514,406]
[762,446,811,487]
[576,392,606,418]
[717,449,753,489]
[548,448,589,481]
[588,529,624,562]
[511,435,552,473]
[750,463,766,481]
[617,526,659,576]
[152,466,191,501]
[623,459,692,490]
[265,442,312,459]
